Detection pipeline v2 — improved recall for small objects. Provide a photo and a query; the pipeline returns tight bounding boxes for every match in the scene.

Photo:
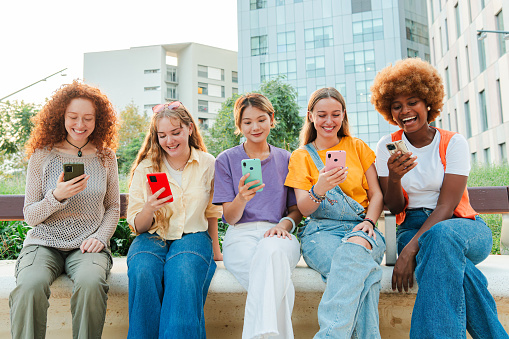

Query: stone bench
[1,187,508,338]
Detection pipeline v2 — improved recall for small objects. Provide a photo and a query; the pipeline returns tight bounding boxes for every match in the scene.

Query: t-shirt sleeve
[445,134,470,176]
[357,139,376,172]
[375,135,392,177]
[285,149,315,191]
[212,152,236,205]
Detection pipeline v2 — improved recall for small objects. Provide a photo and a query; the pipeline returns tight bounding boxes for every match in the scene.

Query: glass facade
[304,26,333,49]
[352,18,383,43]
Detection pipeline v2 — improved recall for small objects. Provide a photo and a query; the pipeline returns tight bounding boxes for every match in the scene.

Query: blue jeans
[397,209,509,339]
[126,231,216,339]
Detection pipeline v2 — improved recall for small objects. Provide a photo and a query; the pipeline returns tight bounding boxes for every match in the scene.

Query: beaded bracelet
[363,217,376,228]
[310,185,326,201]
[308,190,322,204]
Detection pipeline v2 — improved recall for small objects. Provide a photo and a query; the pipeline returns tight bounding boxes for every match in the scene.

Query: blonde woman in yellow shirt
[285,88,385,338]
[126,102,222,339]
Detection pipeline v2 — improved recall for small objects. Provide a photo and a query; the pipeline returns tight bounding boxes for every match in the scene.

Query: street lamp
[477,29,509,41]
[0,68,68,103]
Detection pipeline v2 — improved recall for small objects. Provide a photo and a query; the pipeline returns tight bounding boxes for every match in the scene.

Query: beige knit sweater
[22,148,120,253]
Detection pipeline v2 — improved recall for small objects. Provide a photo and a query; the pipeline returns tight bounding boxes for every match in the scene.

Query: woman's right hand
[53,172,90,202]
[144,181,173,213]
[313,167,348,196]
[237,173,265,203]
[387,151,417,182]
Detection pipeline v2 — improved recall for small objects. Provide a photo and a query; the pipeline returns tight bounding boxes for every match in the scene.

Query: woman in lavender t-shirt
[213,93,302,339]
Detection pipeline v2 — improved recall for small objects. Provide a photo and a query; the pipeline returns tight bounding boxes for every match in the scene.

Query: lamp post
[477,29,509,40]
[0,68,67,103]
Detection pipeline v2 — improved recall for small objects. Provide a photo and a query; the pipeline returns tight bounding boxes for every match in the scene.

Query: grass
[1,164,507,258]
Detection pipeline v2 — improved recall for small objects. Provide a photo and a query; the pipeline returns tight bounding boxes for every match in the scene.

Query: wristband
[363,217,376,228]
[310,185,326,200]
[308,190,322,203]
[280,216,296,233]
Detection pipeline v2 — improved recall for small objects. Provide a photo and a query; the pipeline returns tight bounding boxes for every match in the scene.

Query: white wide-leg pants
[222,221,301,339]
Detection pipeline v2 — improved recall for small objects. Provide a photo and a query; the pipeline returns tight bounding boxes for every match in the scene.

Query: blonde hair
[233,93,276,135]
[300,87,350,146]
[129,103,207,227]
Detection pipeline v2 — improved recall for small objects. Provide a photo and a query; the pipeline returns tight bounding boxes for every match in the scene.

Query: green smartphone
[241,158,263,192]
[63,163,84,182]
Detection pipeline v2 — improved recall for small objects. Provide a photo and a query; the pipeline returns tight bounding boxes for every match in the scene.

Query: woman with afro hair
[372,58,508,338]
[10,81,120,339]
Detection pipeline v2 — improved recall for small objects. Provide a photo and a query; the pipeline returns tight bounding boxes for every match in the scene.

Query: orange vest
[391,127,478,225]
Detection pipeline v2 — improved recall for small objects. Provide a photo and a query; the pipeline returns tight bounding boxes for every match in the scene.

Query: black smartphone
[63,163,85,182]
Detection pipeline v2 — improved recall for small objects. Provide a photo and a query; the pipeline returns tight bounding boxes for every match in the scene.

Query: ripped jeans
[300,186,386,339]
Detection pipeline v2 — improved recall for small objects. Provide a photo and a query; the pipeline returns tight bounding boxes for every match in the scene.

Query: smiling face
[240,105,273,144]
[64,98,96,145]
[390,94,429,133]
[308,97,344,143]
[156,117,192,159]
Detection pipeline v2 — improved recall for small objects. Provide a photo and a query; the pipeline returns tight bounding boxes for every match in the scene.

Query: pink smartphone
[325,151,346,172]
[147,173,173,201]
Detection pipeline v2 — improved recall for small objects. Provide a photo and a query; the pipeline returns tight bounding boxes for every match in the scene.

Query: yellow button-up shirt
[127,147,222,240]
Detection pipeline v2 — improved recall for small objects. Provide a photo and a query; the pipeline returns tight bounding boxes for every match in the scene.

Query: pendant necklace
[66,138,89,157]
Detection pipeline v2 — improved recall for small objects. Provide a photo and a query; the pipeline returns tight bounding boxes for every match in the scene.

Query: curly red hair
[26,80,119,163]
[370,58,445,126]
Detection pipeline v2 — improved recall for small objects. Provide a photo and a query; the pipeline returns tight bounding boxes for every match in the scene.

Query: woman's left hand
[264,225,292,239]
[352,220,376,239]
[80,238,105,253]
[213,251,223,261]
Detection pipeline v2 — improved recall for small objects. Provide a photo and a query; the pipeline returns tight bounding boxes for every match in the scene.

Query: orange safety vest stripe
[390,127,478,225]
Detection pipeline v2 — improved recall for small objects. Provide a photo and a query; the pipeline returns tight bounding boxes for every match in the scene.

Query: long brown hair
[25,80,119,164]
[299,87,350,146]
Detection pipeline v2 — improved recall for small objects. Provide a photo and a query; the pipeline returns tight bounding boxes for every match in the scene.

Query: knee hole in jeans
[346,236,372,250]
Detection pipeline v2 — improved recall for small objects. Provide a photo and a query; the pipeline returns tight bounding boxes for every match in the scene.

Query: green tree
[205,76,303,156]
[0,101,39,155]
[117,102,150,174]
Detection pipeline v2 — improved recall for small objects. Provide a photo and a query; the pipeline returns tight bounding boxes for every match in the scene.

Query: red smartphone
[325,150,346,172]
[147,173,173,201]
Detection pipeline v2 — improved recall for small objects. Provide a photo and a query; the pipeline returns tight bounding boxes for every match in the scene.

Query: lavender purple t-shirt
[213,144,297,224]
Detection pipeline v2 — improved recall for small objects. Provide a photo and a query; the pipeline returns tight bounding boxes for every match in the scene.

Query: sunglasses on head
[152,101,182,114]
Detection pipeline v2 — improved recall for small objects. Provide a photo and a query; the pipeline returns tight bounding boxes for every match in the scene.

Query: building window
[481,0,485,9]
[478,35,486,72]
[471,152,477,164]
[144,86,160,91]
[455,57,461,91]
[232,87,238,95]
[304,26,333,49]
[166,85,177,100]
[250,0,267,10]
[407,48,419,58]
[198,100,208,113]
[198,65,224,81]
[345,50,375,73]
[198,118,209,130]
[232,71,238,83]
[479,90,488,131]
[336,83,347,102]
[497,79,504,123]
[260,59,297,82]
[351,0,371,13]
[251,35,268,56]
[352,18,383,43]
[465,100,472,138]
[430,0,435,21]
[198,65,208,78]
[468,0,473,23]
[277,31,296,52]
[144,69,160,74]
[167,67,177,82]
[432,37,436,63]
[465,45,471,82]
[276,0,285,5]
[444,19,450,51]
[455,4,461,38]
[406,19,429,45]
[425,53,431,63]
[496,11,507,56]
[210,84,225,98]
[356,80,372,103]
[305,56,326,78]
[445,67,451,98]
[453,108,459,131]
[500,143,507,163]
[484,148,491,164]
[439,27,443,56]
[198,83,208,95]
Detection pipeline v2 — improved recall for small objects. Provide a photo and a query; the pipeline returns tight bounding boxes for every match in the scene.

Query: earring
[427,106,431,111]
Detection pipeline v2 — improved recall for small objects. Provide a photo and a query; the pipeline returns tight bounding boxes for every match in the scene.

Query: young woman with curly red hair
[10,81,120,338]
[372,58,508,338]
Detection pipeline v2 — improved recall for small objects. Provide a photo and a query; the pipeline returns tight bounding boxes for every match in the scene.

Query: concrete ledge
[1,256,508,338]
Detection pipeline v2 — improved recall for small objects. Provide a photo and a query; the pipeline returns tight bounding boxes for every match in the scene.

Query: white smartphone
[386,140,409,158]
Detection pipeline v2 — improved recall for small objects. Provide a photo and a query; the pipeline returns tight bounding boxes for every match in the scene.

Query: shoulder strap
[304,143,325,171]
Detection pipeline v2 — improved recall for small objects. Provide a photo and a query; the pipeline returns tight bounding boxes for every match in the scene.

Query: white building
[84,43,238,130]
[429,0,508,164]
[237,0,431,149]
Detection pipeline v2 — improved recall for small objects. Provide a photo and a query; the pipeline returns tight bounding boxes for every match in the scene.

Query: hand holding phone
[63,163,84,182]
[386,141,409,159]
[325,151,346,172]
[53,164,89,201]
[147,173,173,202]
[241,159,263,192]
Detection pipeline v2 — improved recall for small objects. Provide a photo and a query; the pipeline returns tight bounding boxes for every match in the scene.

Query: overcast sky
[0,0,238,105]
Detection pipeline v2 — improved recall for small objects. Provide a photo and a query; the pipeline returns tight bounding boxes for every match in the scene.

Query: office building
[429,0,508,164]
[84,43,238,130]
[237,0,430,149]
